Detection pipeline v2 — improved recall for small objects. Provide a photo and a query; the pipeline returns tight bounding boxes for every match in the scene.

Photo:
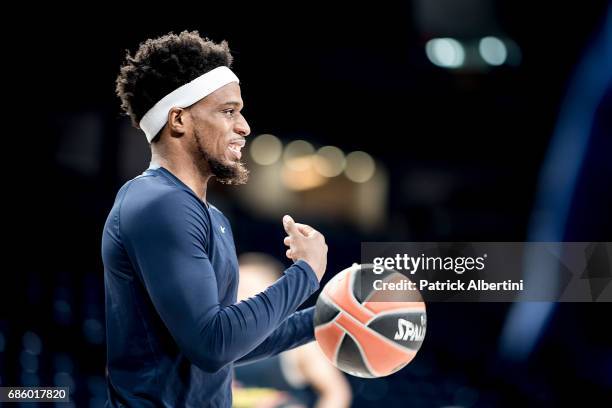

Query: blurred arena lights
[425,38,465,68]
[313,145,346,177]
[345,151,376,183]
[242,136,386,228]
[425,36,521,70]
[281,156,328,191]
[249,133,283,165]
[283,140,315,171]
[479,36,508,66]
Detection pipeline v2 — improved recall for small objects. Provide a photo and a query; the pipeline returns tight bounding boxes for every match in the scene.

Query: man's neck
[150,152,212,205]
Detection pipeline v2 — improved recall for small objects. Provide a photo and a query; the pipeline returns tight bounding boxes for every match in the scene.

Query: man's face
[187,82,251,184]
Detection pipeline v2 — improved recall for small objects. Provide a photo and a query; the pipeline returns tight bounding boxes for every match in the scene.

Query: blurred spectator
[233,253,352,408]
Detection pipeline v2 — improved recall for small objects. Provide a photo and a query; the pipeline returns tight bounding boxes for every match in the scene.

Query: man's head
[237,253,285,301]
[116,31,250,184]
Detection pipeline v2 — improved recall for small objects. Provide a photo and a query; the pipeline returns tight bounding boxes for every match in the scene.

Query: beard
[193,128,249,185]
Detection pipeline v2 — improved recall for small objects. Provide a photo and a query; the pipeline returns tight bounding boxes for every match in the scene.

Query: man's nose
[235,115,251,137]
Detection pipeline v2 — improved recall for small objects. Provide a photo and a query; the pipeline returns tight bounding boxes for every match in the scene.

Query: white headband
[139,66,240,142]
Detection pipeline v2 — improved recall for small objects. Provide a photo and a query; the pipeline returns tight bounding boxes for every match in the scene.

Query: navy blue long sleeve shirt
[101,166,319,407]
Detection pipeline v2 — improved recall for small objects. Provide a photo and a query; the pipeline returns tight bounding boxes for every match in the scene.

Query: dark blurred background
[3,1,612,406]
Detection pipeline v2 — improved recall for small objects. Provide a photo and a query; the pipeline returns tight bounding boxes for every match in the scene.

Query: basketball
[314,264,427,378]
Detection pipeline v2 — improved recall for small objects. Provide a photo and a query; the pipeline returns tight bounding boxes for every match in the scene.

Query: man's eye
[223,109,235,116]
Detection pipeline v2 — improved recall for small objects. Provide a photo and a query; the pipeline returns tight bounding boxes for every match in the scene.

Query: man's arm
[121,190,319,373]
[234,306,315,366]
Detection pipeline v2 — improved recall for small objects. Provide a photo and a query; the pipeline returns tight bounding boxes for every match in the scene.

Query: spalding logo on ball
[314,263,427,378]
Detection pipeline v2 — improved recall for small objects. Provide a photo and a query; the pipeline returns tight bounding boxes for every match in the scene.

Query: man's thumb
[283,215,297,235]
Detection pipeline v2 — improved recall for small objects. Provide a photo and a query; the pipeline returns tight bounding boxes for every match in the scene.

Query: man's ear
[167,107,190,135]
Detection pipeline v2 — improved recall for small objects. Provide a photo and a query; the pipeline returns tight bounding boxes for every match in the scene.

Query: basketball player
[102,31,327,407]
[234,253,352,408]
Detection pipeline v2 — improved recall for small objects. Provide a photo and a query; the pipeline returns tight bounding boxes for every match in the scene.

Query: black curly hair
[116,31,234,143]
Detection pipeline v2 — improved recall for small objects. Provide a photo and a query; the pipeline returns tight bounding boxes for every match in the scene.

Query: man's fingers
[286,248,293,259]
[283,236,291,246]
[294,223,315,236]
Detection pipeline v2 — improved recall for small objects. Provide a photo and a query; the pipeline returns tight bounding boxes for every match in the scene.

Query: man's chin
[211,160,249,185]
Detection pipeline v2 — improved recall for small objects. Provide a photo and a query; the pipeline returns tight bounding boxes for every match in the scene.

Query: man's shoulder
[117,176,210,240]
[119,172,201,218]
[208,203,232,223]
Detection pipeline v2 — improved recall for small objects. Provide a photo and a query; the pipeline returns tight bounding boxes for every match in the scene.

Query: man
[102,31,328,407]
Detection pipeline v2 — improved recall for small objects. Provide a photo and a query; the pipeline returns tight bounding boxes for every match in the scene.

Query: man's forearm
[234,307,315,366]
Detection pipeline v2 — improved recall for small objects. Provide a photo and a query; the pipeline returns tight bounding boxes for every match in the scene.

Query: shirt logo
[219,225,226,234]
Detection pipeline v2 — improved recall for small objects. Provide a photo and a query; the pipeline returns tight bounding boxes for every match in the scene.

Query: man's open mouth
[227,138,245,160]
